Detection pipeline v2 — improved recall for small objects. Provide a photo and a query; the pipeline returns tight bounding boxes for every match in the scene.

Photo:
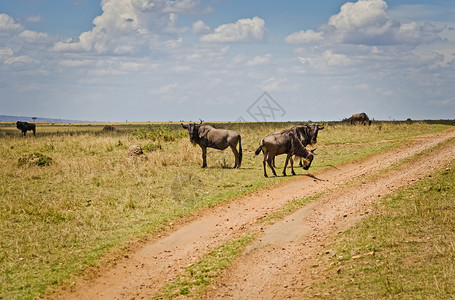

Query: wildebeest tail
[238,135,243,166]
[254,141,263,156]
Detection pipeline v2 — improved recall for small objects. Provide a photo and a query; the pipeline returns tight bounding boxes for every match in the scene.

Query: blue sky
[1,0,454,122]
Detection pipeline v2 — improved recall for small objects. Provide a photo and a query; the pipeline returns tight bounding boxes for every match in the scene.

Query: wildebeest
[181,121,242,168]
[272,123,324,167]
[103,125,115,132]
[255,128,317,177]
[349,113,371,125]
[16,121,36,136]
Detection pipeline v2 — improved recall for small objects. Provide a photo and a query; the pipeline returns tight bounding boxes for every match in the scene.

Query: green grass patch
[157,234,255,299]
[309,159,455,299]
[0,121,451,299]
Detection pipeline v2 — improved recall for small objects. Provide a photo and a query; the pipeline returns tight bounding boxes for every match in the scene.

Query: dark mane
[291,132,310,159]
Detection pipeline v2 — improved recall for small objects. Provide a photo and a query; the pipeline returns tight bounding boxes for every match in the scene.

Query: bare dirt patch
[51,128,455,300]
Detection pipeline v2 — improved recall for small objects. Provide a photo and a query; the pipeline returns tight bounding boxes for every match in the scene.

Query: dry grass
[0,121,450,299]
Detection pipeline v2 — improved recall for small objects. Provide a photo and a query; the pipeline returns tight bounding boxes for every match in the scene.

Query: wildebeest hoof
[201,165,207,168]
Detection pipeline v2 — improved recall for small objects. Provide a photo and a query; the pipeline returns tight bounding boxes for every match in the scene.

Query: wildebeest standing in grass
[349,113,371,125]
[16,121,36,136]
[255,128,316,177]
[181,121,242,168]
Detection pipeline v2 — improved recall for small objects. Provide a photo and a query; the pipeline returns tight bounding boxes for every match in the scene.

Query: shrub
[18,152,53,167]
[143,143,162,152]
[131,125,186,142]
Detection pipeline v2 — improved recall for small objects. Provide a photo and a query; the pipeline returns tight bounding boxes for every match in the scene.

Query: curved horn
[310,147,318,155]
[181,123,188,129]
[199,119,204,124]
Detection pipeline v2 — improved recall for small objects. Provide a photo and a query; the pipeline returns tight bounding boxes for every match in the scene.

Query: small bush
[132,125,186,142]
[143,143,162,152]
[18,152,53,167]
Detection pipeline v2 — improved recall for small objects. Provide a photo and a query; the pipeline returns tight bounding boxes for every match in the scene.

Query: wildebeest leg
[230,144,240,169]
[201,146,207,168]
[290,155,296,175]
[298,156,303,167]
[262,151,269,177]
[267,156,277,177]
[282,153,291,176]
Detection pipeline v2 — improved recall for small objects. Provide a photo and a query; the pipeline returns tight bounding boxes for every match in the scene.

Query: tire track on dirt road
[52,128,455,300]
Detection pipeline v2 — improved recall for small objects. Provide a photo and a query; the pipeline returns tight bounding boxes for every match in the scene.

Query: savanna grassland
[0,121,451,299]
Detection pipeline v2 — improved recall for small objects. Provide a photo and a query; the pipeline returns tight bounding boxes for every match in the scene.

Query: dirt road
[53,127,455,299]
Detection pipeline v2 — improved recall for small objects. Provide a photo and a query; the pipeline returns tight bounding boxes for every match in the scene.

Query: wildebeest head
[301,148,317,170]
[309,123,324,145]
[294,123,324,145]
[181,120,203,142]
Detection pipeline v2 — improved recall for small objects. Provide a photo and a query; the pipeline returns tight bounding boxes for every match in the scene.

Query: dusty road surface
[52,127,455,299]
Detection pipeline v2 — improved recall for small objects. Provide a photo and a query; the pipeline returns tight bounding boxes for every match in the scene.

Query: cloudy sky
[1,0,454,122]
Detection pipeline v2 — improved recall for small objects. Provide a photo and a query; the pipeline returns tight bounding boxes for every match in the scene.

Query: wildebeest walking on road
[16,121,36,136]
[255,128,316,177]
[272,123,324,167]
[181,121,242,169]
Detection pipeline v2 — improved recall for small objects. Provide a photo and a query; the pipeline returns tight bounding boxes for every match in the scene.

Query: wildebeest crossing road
[51,127,455,299]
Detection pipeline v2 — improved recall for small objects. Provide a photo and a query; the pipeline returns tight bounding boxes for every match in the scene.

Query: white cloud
[200,16,266,43]
[247,53,272,66]
[185,45,229,62]
[259,77,297,92]
[298,50,353,70]
[0,13,23,35]
[164,37,183,49]
[396,21,442,45]
[152,83,180,94]
[58,59,92,68]
[286,0,443,46]
[192,20,210,34]
[323,50,352,66]
[328,0,390,33]
[171,65,191,72]
[4,55,36,65]
[0,47,14,58]
[285,29,324,44]
[19,30,52,44]
[0,14,54,65]
[53,0,198,54]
